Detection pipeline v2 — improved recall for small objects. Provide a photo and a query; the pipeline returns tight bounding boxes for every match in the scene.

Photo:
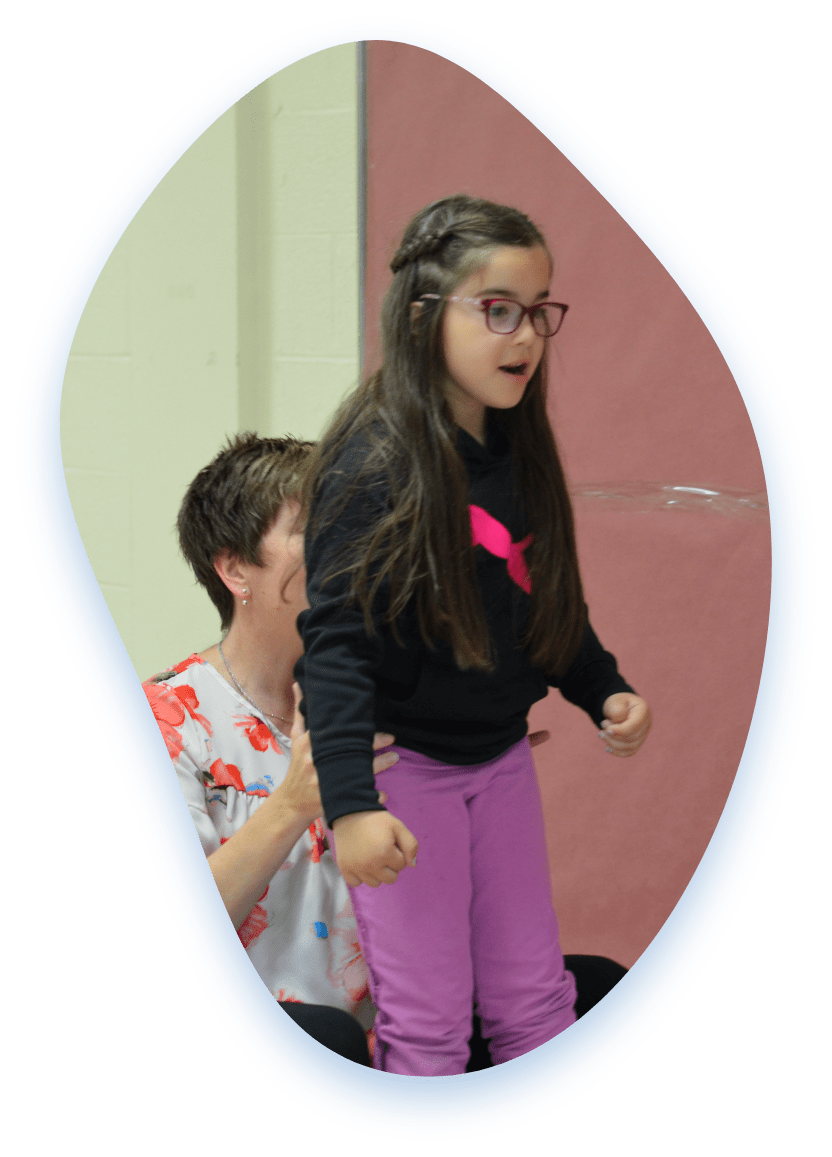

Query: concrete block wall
[266,47,361,434]
[61,44,360,680]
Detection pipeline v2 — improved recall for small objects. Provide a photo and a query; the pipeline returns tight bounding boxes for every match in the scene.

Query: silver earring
[242,587,249,606]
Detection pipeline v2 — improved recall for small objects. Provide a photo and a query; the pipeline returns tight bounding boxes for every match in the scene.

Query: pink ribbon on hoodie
[469,504,533,593]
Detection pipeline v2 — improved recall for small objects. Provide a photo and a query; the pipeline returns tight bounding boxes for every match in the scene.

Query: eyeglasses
[419,294,569,337]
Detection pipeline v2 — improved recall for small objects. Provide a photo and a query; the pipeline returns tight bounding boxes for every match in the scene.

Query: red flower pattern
[207,758,246,793]
[173,683,213,736]
[238,903,268,947]
[308,820,326,863]
[143,682,186,762]
[234,713,282,754]
[340,940,370,1005]
[171,655,202,675]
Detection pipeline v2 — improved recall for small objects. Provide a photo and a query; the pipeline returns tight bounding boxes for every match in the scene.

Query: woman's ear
[410,300,423,337]
[213,551,248,598]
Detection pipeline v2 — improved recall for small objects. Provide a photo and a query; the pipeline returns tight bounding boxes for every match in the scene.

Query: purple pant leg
[468,739,577,1062]
[347,751,476,1075]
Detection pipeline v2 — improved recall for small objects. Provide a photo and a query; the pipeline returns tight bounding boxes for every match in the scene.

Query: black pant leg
[466,954,628,1071]
[278,1002,372,1066]
[466,1010,493,1072]
[565,954,628,1019]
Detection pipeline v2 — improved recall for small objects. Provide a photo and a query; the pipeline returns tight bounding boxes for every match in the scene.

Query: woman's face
[251,498,309,617]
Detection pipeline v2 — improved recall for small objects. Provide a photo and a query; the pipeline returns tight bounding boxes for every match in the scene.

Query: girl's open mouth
[500,363,528,376]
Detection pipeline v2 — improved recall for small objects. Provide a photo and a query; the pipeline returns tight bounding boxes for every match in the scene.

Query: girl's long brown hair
[305,194,586,677]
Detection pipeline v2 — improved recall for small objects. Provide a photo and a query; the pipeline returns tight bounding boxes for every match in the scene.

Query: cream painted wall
[61,44,360,680]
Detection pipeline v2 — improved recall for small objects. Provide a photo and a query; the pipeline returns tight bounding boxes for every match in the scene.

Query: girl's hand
[599,693,652,757]
[331,810,418,888]
[280,687,397,823]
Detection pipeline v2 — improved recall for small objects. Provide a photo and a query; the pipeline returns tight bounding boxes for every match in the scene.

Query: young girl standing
[296,194,651,1076]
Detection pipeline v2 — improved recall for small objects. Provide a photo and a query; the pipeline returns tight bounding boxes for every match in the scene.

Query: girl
[296,194,651,1076]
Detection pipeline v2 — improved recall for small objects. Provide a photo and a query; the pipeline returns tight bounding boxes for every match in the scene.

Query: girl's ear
[410,300,423,337]
[213,550,248,597]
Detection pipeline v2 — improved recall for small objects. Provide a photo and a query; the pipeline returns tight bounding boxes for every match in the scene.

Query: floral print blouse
[143,654,372,1027]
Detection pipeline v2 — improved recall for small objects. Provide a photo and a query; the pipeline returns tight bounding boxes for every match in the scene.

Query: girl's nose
[513,312,538,343]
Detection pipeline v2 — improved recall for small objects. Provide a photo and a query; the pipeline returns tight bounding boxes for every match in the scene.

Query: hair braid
[390,229,455,273]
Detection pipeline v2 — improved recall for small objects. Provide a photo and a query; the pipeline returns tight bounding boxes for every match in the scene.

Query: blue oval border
[16,13,814,1143]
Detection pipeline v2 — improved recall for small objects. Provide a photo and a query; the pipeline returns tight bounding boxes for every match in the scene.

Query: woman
[144,432,396,1064]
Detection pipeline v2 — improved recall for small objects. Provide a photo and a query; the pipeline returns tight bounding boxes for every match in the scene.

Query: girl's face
[440,244,551,443]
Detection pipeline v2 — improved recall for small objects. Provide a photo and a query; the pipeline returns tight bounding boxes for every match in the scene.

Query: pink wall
[364,42,769,968]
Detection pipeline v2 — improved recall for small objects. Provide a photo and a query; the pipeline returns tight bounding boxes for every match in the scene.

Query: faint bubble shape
[572,482,768,521]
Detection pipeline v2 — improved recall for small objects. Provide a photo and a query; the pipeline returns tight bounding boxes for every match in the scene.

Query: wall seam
[356,41,368,382]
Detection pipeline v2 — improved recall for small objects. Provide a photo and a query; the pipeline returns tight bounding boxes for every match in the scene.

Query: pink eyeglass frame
[419,294,569,337]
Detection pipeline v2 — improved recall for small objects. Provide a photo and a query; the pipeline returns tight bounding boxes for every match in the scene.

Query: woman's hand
[331,810,418,888]
[208,687,398,927]
[598,693,652,757]
[274,683,321,826]
[371,733,399,777]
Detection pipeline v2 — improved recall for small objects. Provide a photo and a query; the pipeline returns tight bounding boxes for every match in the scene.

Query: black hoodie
[296,425,633,827]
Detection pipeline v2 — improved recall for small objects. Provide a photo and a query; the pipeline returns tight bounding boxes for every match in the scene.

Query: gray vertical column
[236,80,273,433]
[356,42,368,382]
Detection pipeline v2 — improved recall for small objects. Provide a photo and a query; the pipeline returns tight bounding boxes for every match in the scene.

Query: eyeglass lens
[484,301,564,337]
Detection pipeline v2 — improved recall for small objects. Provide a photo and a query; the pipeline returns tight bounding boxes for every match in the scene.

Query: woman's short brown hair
[177,432,314,630]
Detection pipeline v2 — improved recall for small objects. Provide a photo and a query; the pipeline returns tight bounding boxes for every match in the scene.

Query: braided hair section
[388,194,546,277]
[389,229,454,273]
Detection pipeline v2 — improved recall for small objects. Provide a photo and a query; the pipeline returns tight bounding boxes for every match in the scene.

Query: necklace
[217,640,293,728]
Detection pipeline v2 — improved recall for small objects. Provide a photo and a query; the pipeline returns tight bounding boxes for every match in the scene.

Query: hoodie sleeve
[294,440,391,827]
[551,616,635,727]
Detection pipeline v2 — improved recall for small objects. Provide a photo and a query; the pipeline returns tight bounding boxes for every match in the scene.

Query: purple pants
[344,738,577,1076]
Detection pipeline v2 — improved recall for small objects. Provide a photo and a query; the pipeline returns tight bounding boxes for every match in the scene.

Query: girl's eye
[485,302,512,321]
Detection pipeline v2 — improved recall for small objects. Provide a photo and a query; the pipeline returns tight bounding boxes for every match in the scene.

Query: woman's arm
[208,686,399,927]
[207,687,319,928]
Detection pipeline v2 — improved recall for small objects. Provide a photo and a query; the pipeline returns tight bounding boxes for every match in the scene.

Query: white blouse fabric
[143,654,372,1026]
